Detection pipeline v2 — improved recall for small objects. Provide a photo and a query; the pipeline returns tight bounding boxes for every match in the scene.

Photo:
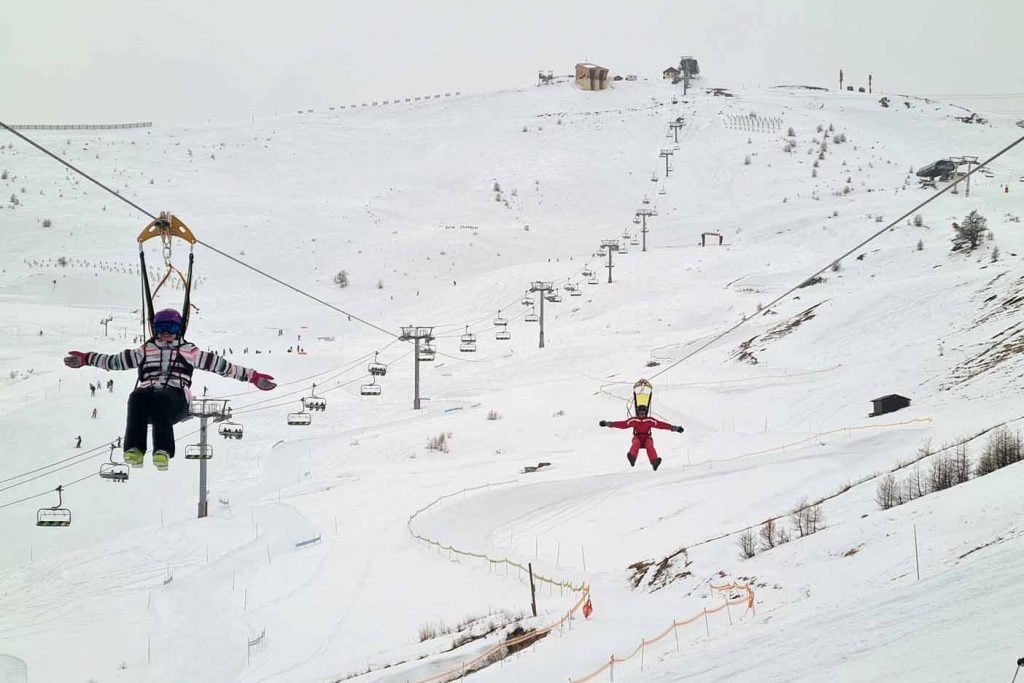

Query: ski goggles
[154,321,182,336]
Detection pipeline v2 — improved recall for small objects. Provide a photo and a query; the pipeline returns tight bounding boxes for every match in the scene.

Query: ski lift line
[650,132,1024,381]
[0,121,157,220]
[0,441,114,486]
[0,470,99,512]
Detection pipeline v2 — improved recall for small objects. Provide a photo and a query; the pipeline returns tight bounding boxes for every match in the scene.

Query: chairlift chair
[359,380,382,396]
[618,243,629,255]
[581,268,594,278]
[367,351,387,377]
[632,216,641,225]
[37,486,72,527]
[570,287,582,297]
[184,444,214,460]
[495,329,511,341]
[459,326,477,352]
[302,384,327,412]
[524,311,539,323]
[493,313,508,327]
[99,446,129,482]
[418,341,436,362]
[587,275,599,285]
[217,421,244,440]
[287,402,312,426]
[630,236,640,246]
[520,294,533,306]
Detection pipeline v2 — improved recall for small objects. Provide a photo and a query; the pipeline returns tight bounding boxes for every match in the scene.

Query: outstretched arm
[652,419,684,432]
[64,347,144,371]
[600,419,632,429]
[182,345,276,390]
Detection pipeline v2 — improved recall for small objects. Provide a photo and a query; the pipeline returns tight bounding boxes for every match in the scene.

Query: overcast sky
[2,0,1022,125]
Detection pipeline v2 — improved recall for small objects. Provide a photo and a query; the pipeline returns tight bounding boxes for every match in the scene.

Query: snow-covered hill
[1,80,1022,682]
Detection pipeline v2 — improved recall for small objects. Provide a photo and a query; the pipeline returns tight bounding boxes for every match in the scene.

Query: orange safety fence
[406,479,590,683]
[569,583,755,683]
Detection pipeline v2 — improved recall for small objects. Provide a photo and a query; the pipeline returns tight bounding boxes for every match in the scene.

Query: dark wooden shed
[869,394,910,417]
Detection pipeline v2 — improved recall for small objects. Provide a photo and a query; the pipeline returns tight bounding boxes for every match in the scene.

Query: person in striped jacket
[63,308,276,470]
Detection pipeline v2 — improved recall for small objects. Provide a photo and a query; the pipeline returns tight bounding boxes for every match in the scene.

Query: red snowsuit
[606,416,676,464]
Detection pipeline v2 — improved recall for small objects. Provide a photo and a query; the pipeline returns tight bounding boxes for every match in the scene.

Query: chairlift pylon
[99,445,129,482]
[36,485,71,527]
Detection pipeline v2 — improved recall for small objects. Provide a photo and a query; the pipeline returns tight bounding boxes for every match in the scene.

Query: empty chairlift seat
[36,486,71,527]
[360,381,382,396]
[184,444,214,460]
[460,327,477,352]
[495,328,511,341]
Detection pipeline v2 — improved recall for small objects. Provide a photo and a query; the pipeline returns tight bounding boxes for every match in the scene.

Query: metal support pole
[641,214,648,252]
[606,247,614,283]
[413,337,421,410]
[538,290,545,349]
[198,415,208,518]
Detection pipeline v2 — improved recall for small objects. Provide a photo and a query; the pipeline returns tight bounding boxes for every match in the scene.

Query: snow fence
[407,479,590,683]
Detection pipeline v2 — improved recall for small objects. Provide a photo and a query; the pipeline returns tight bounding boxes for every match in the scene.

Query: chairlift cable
[650,132,1024,380]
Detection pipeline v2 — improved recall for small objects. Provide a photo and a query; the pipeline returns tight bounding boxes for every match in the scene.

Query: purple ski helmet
[154,309,182,326]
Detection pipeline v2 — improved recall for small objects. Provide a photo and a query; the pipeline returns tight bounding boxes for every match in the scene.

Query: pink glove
[250,371,276,391]
[64,351,89,369]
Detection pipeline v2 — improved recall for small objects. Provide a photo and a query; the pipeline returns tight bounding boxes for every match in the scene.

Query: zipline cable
[650,132,1024,381]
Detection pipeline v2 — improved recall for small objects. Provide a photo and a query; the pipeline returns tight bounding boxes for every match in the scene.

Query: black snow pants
[124,386,190,457]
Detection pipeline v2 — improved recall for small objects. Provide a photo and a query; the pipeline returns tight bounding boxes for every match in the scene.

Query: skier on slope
[599,402,684,471]
[63,308,276,470]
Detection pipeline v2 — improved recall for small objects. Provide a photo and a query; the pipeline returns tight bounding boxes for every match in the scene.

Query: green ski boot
[124,448,144,468]
[152,450,170,471]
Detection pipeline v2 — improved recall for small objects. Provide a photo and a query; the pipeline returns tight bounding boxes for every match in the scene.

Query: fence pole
[528,563,538,617]
[609,655,615,681]
[581,545,587,572]
[726,597,733,624]
[703,608,710,637]
[674,621,680,651]
[914,524,921,581]
[641,639,645,670]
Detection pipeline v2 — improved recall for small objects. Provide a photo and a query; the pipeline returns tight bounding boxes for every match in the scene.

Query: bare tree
[738,529,757,559]
[876,474,898,510]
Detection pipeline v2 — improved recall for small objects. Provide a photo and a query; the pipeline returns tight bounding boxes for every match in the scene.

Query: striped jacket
[83,339,255,396]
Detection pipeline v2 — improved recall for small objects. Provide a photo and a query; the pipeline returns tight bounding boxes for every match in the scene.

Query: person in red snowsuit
[599,404,684,471]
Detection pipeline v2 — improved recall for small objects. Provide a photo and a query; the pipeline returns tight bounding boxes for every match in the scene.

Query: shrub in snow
[426,432,450,453]
[876,474,898,510]
[737,529,757,559]
[913,214,923,227]
[816,124,823,133]
[333,270,349,288]
[916,238,924,251]
[790,499,825,537]
[928,444,971,492]
[951,210,987,252]
[787,126,796,137]
[744,155,751,165]
[991,246,1000,262]
[42,218,52,227]
[830,260,841,272]
[811,168,817,178]
[975,428,1022,477]
[493,181,501,192]
[758,517,788,550]
[486,410,502,421]
[0,169,6,180]
[376,279,384,289]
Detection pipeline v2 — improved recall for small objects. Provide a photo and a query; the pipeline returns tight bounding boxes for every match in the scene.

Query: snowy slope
[1,80,1023,682]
